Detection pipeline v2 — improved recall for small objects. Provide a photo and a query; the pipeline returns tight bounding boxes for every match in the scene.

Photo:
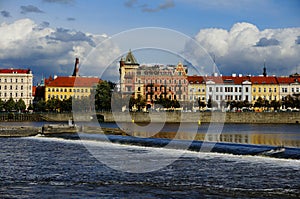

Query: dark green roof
[125,50,139,65]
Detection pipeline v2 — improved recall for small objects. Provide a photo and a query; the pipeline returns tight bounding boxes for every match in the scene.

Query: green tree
[4,97,16,112]
[28,103,34,111]
[34,99,46,112]
[61,97,72,112]
[0,98,4,111]
[254,97,264,107]
[15,98,26,112]
[198,98,206,109]
[46,97,61,112]
[270,100,281,110]
[135,94,146,111]
[95,81,112,111]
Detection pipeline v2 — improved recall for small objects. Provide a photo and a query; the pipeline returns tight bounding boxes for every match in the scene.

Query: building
[277,76,300,101]
[205,74,252,108]
[44,58,100,101]
[0,68,33,108]
[187,76,206,108]
[250,76,279,103]
[119,50,188,107]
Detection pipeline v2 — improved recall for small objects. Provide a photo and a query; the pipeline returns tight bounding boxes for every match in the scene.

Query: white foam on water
[23,135,300,169]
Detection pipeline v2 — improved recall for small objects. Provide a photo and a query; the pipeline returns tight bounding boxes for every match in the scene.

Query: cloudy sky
[0,0,300,83]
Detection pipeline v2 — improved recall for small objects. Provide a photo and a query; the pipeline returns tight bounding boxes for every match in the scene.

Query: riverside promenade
[0,112,300,124]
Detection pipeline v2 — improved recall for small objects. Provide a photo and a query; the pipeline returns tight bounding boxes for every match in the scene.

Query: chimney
[72,58,79,77]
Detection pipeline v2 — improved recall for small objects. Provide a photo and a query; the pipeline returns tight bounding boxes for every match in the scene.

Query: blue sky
[0,0,300,83]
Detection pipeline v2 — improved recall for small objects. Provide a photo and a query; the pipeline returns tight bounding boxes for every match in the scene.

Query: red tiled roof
[0,68,31,74]
[187,76,205,84]
[276,77,300,84]
[204,76,224,84]
[221,76,251,84]
[250,76,278,84]
[46,76,100,87]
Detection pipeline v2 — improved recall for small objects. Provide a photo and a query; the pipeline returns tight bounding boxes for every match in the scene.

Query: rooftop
[46,76,100,87]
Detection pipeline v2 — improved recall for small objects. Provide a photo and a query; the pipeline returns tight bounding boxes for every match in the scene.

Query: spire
[263,60,267,77]
[125,49,139,65]
[72,58,79,77]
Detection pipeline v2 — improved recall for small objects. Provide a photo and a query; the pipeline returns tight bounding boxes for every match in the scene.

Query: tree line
[0,98,28,112]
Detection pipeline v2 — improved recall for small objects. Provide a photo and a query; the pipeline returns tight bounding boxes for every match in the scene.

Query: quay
[0,112,299,124]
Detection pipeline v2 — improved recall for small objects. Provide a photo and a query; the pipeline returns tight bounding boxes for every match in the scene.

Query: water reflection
[131,131,300,148]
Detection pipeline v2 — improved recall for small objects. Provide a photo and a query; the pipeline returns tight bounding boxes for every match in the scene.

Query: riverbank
[0,124,124,137]
[0,112,300,124]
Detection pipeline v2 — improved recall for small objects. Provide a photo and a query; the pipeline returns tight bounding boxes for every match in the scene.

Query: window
[246,87,249,92]
[21,93,23,97]
[291,88,294,92]
[4,85,7,90]
[269,88,272,92]
[253,88,256,92]
[10,79,12,83]
[274,88,277,92]
[21,86,23,90]
[258,88,261,92]
[21,79,23,83]
[16,79,18,83]
[10,85,12,90]
[216,87,219,92]
[235,87,238,92]
[4,79,7,82]
[69,89,72,92]
[209,87,212,92]
[264,88,266,92]
[15,93,18,97]
[220,87,223,92]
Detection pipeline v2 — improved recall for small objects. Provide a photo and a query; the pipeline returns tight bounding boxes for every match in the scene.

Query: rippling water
[1,135,300,198]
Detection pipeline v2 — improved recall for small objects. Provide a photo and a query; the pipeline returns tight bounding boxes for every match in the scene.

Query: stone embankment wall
[0,112,299,124]
[103,112,300,124]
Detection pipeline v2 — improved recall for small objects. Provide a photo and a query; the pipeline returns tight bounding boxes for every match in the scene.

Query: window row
[281,87,300,93]
[0,85,26,90]
[253,87,277,93]
[47,94,86,100]
[0,92,28,97]
[253,96,277,101]
[47,88,89,93]
[208,87,249,93]
[0,78,25,83]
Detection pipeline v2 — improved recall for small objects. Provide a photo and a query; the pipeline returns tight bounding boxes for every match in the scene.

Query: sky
[0,0,300,83]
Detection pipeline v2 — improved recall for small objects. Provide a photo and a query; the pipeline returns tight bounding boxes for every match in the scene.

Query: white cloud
[0,18,112,82]
[190,22,300,76]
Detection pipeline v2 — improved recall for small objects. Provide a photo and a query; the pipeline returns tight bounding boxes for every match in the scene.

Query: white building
[0,68,33,108]
[205,74,252,109]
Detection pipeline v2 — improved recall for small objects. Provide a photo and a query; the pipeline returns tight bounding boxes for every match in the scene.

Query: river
[0,122,299,198]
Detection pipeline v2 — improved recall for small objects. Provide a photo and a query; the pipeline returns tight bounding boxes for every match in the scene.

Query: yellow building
[250,76,279,104]
[45,76,99,101]
[187,76,206,110]
[44,58,100,101]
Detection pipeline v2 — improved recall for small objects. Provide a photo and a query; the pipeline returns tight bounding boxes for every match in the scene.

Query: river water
[0,122,300,198]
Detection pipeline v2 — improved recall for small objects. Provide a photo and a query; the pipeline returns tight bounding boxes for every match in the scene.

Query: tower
[72,58,79,77]
[263,61,267,77]
[119,50,139,95]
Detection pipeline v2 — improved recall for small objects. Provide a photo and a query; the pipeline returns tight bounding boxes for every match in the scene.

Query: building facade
[44,58,100,101]
[119,50,188,106]
[204,75,252,108]
[0,68,33,108]
[250,76,279,102]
